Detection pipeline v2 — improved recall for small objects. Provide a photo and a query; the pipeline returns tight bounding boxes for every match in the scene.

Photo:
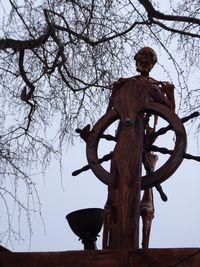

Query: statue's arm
[162,82,175,110]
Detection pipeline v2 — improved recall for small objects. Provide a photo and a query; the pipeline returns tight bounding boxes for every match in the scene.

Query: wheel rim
[86,103,187,189]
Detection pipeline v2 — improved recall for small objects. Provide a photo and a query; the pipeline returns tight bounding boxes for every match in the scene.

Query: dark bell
[66,208,104,250]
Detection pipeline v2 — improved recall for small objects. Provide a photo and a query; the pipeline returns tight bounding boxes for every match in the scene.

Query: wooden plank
[1,248,200,267]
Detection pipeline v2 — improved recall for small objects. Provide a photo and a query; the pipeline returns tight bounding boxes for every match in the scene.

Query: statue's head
[134,47,157,76]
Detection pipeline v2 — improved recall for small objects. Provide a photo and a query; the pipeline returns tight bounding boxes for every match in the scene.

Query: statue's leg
[140,188,154,248]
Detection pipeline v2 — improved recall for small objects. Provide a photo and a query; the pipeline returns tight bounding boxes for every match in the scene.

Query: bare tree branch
[151,20,200,39]
[0,25,52,50]
[138,0,200,25]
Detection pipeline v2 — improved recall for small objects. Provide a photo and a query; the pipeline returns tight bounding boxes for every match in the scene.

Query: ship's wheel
[86,102,187,190]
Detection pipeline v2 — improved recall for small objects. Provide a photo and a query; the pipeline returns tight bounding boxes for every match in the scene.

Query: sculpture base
[0,248,200,267]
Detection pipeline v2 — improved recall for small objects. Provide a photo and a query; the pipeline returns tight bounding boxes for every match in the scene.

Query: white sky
[0,0,200,252]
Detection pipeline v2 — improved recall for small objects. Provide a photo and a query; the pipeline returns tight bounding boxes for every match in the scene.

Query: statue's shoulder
[112,76,137,90]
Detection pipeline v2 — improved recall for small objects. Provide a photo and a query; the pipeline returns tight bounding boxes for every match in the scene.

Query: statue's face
[134,47,157,76]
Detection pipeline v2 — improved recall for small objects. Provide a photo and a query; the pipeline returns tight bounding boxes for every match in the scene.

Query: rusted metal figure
[79,47,187,250]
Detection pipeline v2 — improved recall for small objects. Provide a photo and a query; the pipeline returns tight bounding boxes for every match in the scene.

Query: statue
[107,47,175,112]
[74,47,188,250]
[102,47,176,249]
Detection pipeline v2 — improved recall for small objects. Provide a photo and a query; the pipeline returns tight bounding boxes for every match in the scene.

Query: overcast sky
[1,1,200,252]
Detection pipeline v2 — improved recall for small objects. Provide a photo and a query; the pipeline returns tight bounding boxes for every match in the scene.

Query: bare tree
[0,0,199,247]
